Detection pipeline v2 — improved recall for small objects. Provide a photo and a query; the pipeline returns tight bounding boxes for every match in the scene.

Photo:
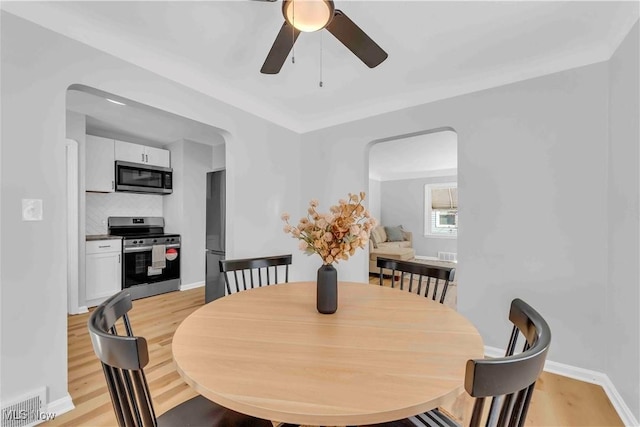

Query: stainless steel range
[108,217,181,300]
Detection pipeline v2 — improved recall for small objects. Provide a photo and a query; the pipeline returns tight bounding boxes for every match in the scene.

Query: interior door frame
[66,138,84,314]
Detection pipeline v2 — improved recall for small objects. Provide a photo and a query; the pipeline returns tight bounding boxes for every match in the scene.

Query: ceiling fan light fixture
[261,0,387,74]
[283,0,335,32]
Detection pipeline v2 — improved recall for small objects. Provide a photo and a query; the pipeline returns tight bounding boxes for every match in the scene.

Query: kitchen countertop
[86,234,123,241]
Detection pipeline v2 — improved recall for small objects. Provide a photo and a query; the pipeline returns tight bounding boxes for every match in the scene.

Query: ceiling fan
[258,0,388,74]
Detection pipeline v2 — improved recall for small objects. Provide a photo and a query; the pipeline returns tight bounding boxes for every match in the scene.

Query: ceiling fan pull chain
[319,31,323,88]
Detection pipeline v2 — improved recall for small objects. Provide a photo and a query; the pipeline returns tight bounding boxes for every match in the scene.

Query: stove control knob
[139,240,144,244]
[133,240,137,244]
[153,239,157,243]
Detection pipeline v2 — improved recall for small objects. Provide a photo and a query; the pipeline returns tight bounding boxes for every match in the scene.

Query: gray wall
[607,22,639,419]
[368,179,381,223]
[65,111,87,309]
[2,8,637,420]
[164,140,213,287]
[380,176,457,258]
[300,61,610,379]
[212,143,225,171]
[1,12,301,407]
[163,140,184,244]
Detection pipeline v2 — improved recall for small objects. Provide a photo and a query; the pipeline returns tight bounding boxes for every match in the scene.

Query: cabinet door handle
[118,254,121,263]
[98,245,111,248]
[112,180,114,190]
[141,153,145,162]
[145,154,148,163]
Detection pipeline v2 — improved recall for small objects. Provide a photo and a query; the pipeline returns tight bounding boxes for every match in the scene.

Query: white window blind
[431,187,458,210]
[424,183,458,237]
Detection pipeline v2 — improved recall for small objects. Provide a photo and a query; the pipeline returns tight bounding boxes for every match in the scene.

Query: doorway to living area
[368,128,458,260]
[367,128,458,306]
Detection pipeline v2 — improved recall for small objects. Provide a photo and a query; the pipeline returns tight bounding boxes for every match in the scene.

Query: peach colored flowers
[282,192,377,265]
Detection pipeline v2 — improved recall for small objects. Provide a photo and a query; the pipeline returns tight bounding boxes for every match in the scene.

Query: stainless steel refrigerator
[205,170,226,303]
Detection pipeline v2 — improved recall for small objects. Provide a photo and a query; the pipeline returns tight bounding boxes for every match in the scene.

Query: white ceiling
[369,130,457,181]
[3,1,638,133]
[67,89,224,147]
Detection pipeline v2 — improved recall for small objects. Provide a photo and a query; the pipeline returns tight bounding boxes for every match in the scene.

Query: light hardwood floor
[46,286,622,427]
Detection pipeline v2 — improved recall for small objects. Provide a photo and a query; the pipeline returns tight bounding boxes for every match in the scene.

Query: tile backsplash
[86,192,163,235]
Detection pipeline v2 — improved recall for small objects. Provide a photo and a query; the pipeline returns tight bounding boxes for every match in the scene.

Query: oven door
[122,244,180,288]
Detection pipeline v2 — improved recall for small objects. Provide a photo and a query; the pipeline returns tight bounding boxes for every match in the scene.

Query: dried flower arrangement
[282,192,377,265]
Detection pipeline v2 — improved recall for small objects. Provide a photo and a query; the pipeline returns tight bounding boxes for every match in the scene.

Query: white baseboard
[600,376,640,427]
[180,281,204,291]
[67,306,88,315]
[47,393,75,418]
[484,346,639,426]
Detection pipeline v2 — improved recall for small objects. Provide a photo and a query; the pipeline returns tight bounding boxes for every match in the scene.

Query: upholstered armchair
[368,225,415,274]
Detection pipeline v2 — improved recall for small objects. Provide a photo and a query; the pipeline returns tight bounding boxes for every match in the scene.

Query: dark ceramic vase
[316,264,337,314]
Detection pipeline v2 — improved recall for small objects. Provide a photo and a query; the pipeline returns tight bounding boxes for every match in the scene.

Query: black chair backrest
[376,257,455,304]
[88,290,156,427]
[464,298,551,427]
[219,254,292,294]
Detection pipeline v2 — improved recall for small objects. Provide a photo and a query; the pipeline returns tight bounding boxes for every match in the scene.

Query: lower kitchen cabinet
[86,239,122,305]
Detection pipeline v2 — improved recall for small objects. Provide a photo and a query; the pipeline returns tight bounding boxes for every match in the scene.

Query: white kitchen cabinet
[86,239,122,305]
[144,145,171,167]
[85,135,115,192]
[114,140,145,164]
[115,140,170,167]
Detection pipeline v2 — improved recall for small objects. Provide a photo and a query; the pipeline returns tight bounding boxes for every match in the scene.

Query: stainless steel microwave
[115,161,173,195]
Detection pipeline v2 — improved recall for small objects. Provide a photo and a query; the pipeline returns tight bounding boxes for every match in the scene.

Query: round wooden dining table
[172,281,484,426]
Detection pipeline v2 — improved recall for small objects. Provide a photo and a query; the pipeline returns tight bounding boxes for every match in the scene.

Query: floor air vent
[1,388,46,427]
[438,252,457,262]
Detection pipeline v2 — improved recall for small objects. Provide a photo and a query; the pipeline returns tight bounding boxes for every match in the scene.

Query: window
[425,183,457,237]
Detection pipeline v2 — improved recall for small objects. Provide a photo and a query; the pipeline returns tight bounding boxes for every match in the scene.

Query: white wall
[65,111,87,310]
[1,12,300,407]
[380,176,457,258]
[607,22,639,420]
[368,179,381,223]
[89,128,171,149]
[212,143,225,171]
[164,140,187,281]
[164,140,213,287]
[183,141,213,286]
[3,7,637,420]
[85,193,163,235]
[300,62,610,377]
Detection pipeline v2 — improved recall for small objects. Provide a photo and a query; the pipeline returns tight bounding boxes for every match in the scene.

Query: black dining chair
[87,290,274,427]
[361,298,551,427]
[376,257,456,304]
[219,254,292,294]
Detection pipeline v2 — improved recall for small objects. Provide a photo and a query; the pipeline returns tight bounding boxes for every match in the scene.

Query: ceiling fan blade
[325,9,388,68]
[261,21,301,74]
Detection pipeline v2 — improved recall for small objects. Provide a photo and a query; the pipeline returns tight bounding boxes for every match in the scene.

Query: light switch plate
[22,199,43,221]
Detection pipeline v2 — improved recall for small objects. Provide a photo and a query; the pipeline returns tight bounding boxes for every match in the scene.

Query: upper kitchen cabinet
[115,140,170,168]
[145,145,171,167]
[86,135,115,192]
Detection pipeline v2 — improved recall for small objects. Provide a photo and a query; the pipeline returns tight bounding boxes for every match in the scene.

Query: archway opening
[367,128,458,308]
